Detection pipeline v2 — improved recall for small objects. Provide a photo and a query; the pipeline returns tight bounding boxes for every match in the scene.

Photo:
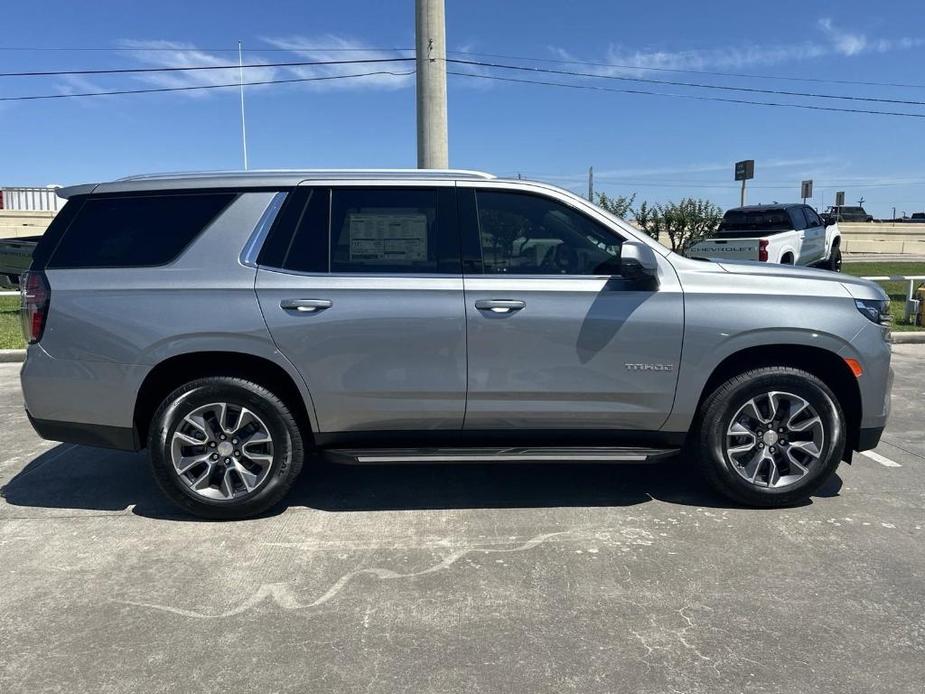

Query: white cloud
[115,39,278,95]
[555,19,923,76]
[260,35,414,91]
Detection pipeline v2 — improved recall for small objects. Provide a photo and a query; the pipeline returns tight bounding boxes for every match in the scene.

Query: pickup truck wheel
[693,367,845,507]
[826,245,842,272]
[148,377,304,520]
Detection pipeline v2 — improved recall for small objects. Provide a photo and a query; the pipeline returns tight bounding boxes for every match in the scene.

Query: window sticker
[347,213,428,261]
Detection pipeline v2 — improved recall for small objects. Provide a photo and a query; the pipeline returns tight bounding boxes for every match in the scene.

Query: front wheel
[693,367,845,507]
[826,244,842,272]
[148,377,305,519]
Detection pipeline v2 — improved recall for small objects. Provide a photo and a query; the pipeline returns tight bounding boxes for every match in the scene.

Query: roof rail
[116,168,496,182]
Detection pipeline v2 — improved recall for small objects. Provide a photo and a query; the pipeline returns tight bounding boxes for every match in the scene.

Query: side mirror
[619,241,660,287]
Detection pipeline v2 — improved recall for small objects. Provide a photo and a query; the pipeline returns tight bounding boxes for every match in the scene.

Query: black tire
[826,244,842,272]
[781,254,795,265]
[148,377,304,520]
[692,367,845,507]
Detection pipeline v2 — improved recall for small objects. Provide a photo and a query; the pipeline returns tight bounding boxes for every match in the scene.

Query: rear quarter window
[47,192,236,269]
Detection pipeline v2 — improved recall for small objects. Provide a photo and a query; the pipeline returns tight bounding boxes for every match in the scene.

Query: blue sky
[2,0,924,216]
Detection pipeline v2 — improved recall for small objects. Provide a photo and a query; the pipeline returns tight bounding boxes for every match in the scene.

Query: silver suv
[19,170,892,518]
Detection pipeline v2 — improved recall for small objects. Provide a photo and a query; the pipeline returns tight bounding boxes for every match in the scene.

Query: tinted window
[803,207,822,227]
[257,187,329,273]
[29,196,86,270]
[330,188,458,273]
[475,191,623,275]
[718,209,792,236]
[48,192,235,269]
[789,207,807,230]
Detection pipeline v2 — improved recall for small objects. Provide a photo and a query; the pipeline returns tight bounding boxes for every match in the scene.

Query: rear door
[255,184,467,433]
[458,184,683,431]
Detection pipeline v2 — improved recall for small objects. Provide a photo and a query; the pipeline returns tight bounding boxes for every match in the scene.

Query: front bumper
[856,426,884,452]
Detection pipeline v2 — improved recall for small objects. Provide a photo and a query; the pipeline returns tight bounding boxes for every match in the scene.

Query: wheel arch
[694,344,862,455]
[133,351,316,448]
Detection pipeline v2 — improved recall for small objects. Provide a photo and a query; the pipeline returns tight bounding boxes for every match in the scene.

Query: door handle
[475,299,525,313]
[280,298,332,312]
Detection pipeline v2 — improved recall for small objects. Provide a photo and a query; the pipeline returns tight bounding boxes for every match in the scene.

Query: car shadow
[0,443,842,520]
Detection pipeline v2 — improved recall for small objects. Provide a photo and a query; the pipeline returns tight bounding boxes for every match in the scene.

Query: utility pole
[588,166,594,202]
[237,40,249,170]
[415,0,449,169]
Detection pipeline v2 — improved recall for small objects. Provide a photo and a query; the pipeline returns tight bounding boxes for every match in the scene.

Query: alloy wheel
[725,391,825,489]
[170,402,274,501]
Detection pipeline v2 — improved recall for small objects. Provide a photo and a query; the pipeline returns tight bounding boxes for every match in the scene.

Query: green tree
[595,192,636,219]
[632,198,723,254]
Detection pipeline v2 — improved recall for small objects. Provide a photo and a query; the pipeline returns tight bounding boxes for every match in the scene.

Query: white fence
[0,187,64,212]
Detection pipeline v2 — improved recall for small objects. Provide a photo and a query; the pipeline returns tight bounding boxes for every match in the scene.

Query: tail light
[20,270,50,344]
[758,239,769,262]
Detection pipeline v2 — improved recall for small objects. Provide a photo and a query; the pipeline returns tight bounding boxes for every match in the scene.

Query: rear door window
[257,187,330,273]
[48,192,235,268]
[789,207,808,230]
[329,188,459,274]
[258,187,461,274]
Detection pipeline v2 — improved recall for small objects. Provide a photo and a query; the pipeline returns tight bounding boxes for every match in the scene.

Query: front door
[256,185,467,432]
[799,206,827,263]
[459,186,683,431]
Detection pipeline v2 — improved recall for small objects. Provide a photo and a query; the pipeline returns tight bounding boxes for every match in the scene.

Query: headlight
[855,298,891,326]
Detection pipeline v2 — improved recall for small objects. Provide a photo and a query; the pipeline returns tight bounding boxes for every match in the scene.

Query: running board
[325,446,680,465]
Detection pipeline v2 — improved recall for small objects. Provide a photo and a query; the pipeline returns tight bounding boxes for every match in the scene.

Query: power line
[447,70,925,119]
[0,45,413,53]
[446,50,925,91]
[0,57,414,78]
[3,43,922,90]
[0,70,415,102]
[445,58,925,107]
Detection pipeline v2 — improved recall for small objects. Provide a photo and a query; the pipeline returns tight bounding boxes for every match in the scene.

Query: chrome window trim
[239,191,288,268]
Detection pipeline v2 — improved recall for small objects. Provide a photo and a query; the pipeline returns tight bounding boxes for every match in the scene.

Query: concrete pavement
[1,347,923,693]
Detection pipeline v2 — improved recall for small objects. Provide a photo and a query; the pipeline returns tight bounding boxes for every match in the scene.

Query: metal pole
[740,178,746,206]
[415,0,449,168]
[588,166,594,202]
[238,41,249,170]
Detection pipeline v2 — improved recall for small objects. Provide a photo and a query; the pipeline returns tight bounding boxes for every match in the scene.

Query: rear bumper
[26,411,139,451]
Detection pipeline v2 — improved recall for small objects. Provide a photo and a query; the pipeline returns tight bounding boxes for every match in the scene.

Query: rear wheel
[781,253,795,265]
[148,377,304,519]
[693,367,845,507]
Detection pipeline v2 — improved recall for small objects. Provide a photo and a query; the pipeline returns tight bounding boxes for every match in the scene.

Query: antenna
[238,40,249,170]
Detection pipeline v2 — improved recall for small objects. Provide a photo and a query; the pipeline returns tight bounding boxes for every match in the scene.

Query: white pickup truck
[688,204,842,271]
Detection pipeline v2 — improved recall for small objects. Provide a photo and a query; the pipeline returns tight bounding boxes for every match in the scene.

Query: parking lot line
[861,450,902,468]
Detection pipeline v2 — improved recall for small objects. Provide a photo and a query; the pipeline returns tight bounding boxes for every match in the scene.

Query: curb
[892,332,925,344]
[0,349,25,363]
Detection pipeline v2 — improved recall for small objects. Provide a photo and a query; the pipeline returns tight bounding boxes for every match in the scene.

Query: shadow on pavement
[0,443,842,520]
